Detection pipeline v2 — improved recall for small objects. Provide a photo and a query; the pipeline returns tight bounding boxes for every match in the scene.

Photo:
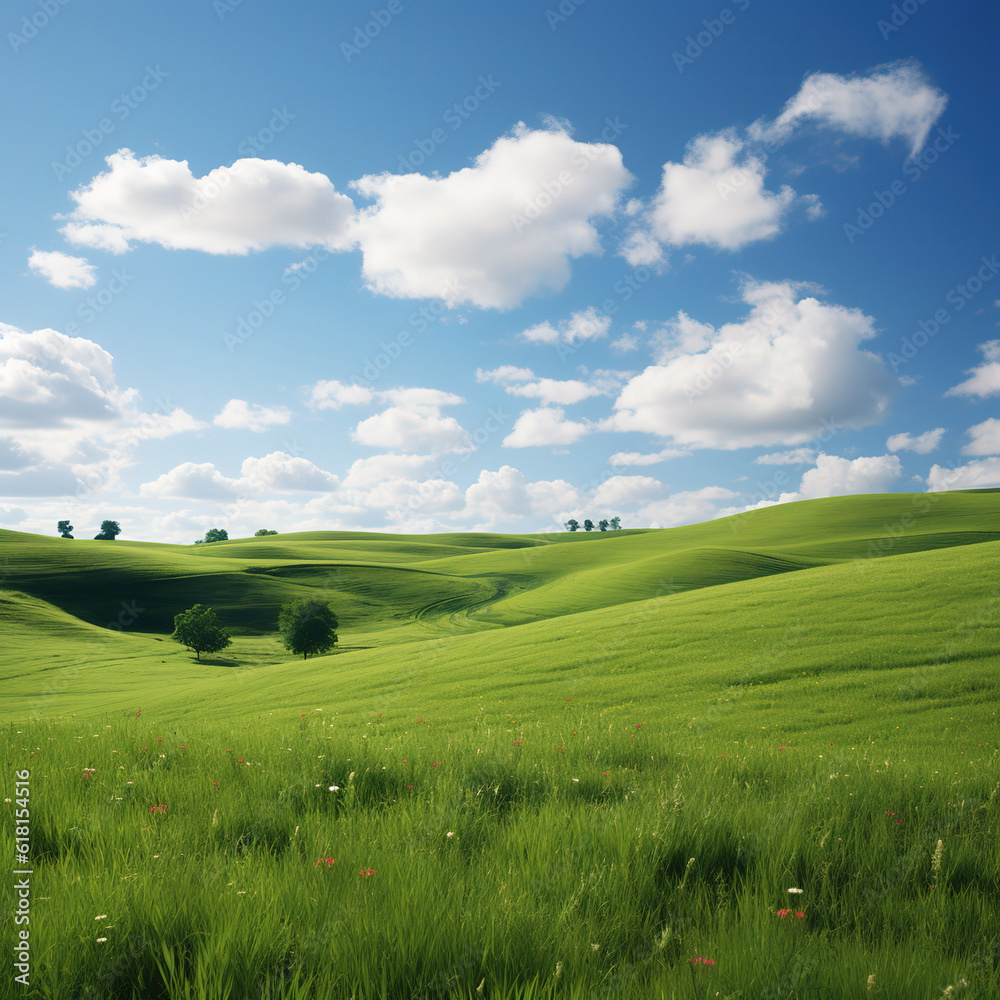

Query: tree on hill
[202,528,229,543]
[598,519,609,531]
[171,604,232,661]
[583,519,595,531]
[278,599,338,660]
[565,519,580,532]
[254,529,279,536]
[94,520,121,540]
[610,516,621,530]
[57,520,74,538]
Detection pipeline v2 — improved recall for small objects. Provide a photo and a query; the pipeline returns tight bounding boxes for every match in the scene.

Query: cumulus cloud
[342,453,437,489]
[461,465,580,528]
[926,458,1000,492]
[753,61,948,157]
[638,486,738,528]
[593,475,664,507]
[517,307,613,345]
[945,341,1000,398]
[476,366,602,406]
[351,395,469,453]
[788,453,903,500]
[886,428,945,454]
[307,379,376,410]
[351,124,633,309]
[140,452,339,499]
[961,418,1000,456]
[213,399,292,432]
[642,132,797,251]
[606,279,894,449]
[0,322,200,495]
[62,149,356,255]
[502,406,590,448]
[28,249,97,290]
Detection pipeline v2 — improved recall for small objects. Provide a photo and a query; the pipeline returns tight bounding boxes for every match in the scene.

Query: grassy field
[2,491,998,998]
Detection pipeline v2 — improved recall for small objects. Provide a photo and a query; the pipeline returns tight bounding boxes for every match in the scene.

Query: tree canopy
[171,604,232,661]
[94,520,121,540]
[57,520,73,538]
[565,519,580,532]
[254,529,279,536]
[202,528,229,543]
[278,599,338,660]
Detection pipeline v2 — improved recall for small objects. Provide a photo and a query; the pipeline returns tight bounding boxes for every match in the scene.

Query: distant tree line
[57,519,121,540]
[565,517,621,532]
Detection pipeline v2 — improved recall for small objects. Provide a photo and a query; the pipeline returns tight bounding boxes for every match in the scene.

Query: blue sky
[1,0,998,542]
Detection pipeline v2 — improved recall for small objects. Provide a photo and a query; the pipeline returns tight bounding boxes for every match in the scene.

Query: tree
[609,516,622,530]
[565,519,580,532]
[278,599,338,660]
[583,519,595,532]
[94,520,121,540]
[598,519,609,531]
[171,604,232,661]
[202,528,229,543]
[57,520,74,539]
[254,529,278,536]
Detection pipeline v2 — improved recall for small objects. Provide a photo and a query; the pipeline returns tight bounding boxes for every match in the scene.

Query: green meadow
[2,491,999,999]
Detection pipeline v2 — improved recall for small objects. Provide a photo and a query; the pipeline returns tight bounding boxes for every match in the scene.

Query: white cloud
[213,399,292,433]
[593,475,664,507]
[139,461,242,500]
[28,249,97,290]
[352,399,469,453]
[502,406,589,448]
[140,452,339,499]
[608,447,690,466]
[638,486,737,528]
[308,380,376,410]
[463,466,531,525]
[363,477,464,516]
[351,124,633,309]
[0,322,200,495]
[927,458,1000,492]
[239,452,339,492]
[961,418,1000,456]
[754,61,948,158]
[886,428,945,454]
[945,341,1000,398]
[62,149,356,255]
[518,306,612,345]
[643,132,797,251]
[754,448,817,466]
[792,453,902,500]
[342,453,437,489]
[476,365,602,406]
[607,279,893,449]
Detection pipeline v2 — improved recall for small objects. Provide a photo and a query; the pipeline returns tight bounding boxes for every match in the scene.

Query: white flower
[788,887,804,894]
[329,785,340,792]
[95,915,107,920]
[446,831,454,838]
[96,937,107,943]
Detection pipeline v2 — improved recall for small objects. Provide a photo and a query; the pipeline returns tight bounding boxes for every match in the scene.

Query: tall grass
[4,712,997,999]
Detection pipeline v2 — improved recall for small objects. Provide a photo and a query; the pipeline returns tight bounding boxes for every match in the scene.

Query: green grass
[2,491,999,998]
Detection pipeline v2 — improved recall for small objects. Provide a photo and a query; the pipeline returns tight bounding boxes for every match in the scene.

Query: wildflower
[590,943,600,951]
[315,857,335,867]
[446,831,454,838]
[150,804,167,814]
[96,937,107,943]
[360,868,375,876]
[687,956,715,966]
[867,973,877,992]
[788,887,804,894]
[95,915,107,921]
[432,762,439,767]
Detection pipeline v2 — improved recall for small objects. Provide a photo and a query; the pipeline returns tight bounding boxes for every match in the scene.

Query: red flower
[315,857,335,867]
[359,868,375,876]
[432,762,439,767]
